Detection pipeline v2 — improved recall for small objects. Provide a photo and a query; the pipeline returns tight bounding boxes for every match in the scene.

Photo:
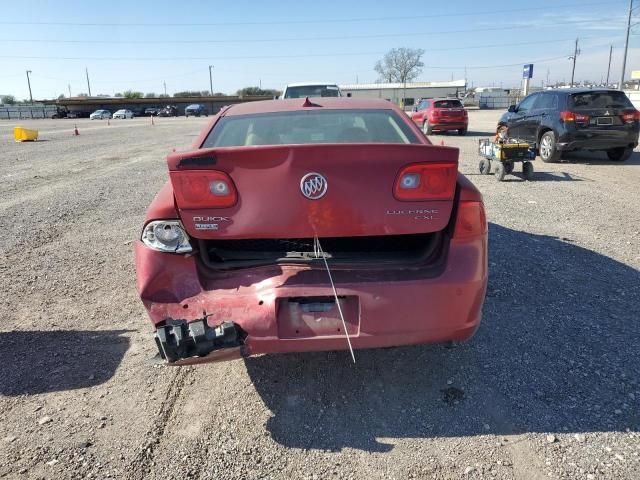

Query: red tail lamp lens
[621,111,640,122]
[171,170,237,209]
[454,201,487,239]
[394,162,457,201]
[561,111,589,123]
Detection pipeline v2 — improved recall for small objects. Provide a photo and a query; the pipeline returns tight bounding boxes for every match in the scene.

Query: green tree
[114,92,123,97]
[173,91,203,97]
[123,90,144,99]
[1,95,16,104]
[158,93,170,98]
[237,86,281,97]
[145,92,157,98]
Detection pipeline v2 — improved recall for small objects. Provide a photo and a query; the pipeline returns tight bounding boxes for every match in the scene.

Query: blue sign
[523,64,534,79]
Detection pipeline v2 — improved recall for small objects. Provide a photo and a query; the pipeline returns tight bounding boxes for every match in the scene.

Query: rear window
[284,85,340,98]
[570,91,633,110]
[203,109,420,147]
[433,100,462,108]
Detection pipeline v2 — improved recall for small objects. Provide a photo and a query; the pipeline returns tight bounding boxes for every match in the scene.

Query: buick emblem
[300,172,328,200]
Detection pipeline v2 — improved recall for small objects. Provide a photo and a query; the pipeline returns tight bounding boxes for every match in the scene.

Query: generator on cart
[478,126,536,181]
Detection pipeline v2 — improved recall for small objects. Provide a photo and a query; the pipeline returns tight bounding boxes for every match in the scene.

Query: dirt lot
[0,112,638,480]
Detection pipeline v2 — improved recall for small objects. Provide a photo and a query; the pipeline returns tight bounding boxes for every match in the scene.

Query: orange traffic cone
[73,125,79,136]
[440,140,445,146]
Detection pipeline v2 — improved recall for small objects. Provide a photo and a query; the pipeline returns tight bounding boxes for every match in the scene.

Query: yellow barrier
[14,127,39,142]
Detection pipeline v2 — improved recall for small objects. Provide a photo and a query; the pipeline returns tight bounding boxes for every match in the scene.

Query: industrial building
[339,80,466,108]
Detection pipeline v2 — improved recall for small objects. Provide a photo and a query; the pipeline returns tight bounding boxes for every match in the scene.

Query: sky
[0,0,637,100]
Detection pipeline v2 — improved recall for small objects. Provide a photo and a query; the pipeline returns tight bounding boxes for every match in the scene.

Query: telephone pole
[163,81,167,96]
[606,45,613,85]
[619,0,633,89]
[569,38,580,87]
[208,65,214,96]
[25,70,33,104]
[85,67,92,96]
[68,84,72,97]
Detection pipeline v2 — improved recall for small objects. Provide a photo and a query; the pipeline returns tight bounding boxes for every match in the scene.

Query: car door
[508,93,538,140]
[520,93,549,142]
[411,100,426,124]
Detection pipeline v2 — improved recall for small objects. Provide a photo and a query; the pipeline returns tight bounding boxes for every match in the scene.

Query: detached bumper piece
[155,319,246,364]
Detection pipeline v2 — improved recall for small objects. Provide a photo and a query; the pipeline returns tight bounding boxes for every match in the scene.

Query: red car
[410,98,468,135]
[135,98,487,365]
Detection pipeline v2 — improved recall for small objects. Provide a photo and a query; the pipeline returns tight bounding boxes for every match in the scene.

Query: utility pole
[208,65,214,96]
[619,0,633,89]
[68,83,72,97]
[569,38,580,87]
[85,67,92,96]
[606,45,613,85]
[163,81,167,96]
[26,70,33,104]
[546,68,550,88]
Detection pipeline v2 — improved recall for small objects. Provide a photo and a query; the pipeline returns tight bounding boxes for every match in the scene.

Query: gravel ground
[0,112,638,480]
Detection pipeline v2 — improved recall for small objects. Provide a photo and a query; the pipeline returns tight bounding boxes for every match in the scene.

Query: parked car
[135,98,488,364]
[158,105,178,117]
[185,104,208,117]
[498,88,639,162]
[410,98,468,135]
[144,107,160,116]
[113,109,134,119]
[281,82,342,99]
[89,109,112,120]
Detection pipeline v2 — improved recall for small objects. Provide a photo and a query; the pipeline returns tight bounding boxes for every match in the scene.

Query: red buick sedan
[410,98,469,135]
[135,97,487,365]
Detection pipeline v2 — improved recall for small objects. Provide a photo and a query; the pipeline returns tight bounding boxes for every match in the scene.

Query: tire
[494,162,506,182]
[606,147,633,162]
[504,161,514,174]
[457,128,467,136]
[423,121,432,135]
[522,161,534,181]
[479,158,491,175]
[539,131,561,163]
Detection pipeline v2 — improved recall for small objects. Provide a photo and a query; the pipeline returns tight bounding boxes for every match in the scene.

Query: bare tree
[375,48,425,83]
[374,47,425,108]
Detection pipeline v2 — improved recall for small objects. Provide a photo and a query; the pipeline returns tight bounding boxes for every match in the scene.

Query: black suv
[498,89,639,162]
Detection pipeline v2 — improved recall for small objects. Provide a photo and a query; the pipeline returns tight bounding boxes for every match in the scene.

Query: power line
[0,19,624,45]
[0,1,622,27]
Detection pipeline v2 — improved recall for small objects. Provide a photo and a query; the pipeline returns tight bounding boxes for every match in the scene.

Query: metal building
[339,80,466,109]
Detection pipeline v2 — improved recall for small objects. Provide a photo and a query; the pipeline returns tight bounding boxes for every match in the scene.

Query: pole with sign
[522,64,533,96]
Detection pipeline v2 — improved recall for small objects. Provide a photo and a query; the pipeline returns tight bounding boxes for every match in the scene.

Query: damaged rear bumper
[135,231,487,364]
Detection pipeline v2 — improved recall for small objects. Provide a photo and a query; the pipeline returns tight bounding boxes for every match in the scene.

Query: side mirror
[412,106,418,112]
[508,105,517,113]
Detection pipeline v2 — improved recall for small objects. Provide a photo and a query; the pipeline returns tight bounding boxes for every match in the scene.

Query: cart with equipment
[478,138,536,181]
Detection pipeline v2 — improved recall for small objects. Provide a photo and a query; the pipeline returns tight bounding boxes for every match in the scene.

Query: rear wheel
[606,147,633,162]
[479,158,491,175]
[539,131,561,163]
[522,161,534,181]
[494,162,506,181]
[458,128,467,136]
[423,121,432,135]
[504,161,514,174]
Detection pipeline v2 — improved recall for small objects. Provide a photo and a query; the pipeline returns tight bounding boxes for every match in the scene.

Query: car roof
[428,98,463,103]
[538,88,622,95]
[285,82,338,87]
[224,98,397,116]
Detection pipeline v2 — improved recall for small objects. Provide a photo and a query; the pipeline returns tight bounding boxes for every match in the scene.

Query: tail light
[171,170,237,209]
[621,110,640,123]
[394,162,457,201]
[454,201,487,239]
[560,111,590,124]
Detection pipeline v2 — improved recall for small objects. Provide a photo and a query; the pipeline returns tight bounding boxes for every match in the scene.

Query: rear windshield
[203,109,420,147]
[284,85,340,98]
[433,100,462,108]
[570,91,633,110]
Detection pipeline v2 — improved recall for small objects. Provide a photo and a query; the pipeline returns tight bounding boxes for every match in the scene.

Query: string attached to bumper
[314,236,356,364]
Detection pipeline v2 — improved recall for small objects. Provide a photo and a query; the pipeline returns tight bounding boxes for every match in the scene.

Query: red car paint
[410,98,469,134]
[135,98,487,363]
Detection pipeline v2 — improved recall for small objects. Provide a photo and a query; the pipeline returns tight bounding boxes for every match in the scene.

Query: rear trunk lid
[568,91,638,131]
[167,143,458,239]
